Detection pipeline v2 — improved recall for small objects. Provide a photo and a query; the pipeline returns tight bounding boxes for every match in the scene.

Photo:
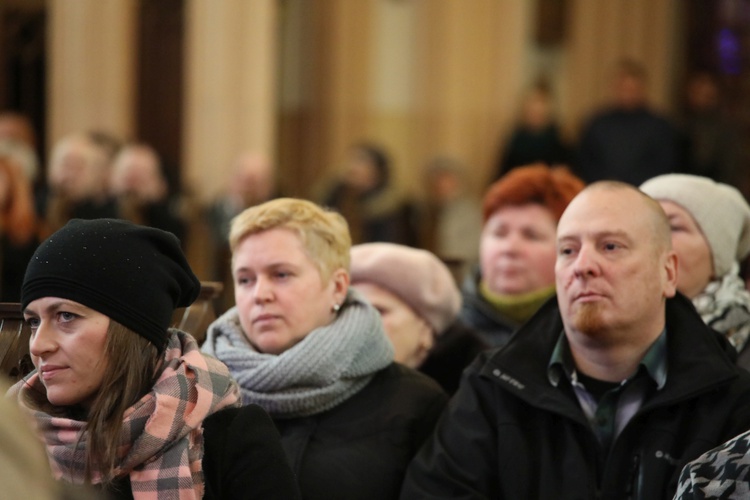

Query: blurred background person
[460,164,585,347]
[351,242,487,395]
[0,140,43,301]
[202,198,447,500]
[419,156,482,281]
[207,151,275,249]
[0,137,39,183]
[320,141,416,246]
[0,111,36,150]
[677,71,741,187]
[38,132,117,234]
[493,80,571,179]
[0,112,44,200]
[206,151,276,310]
[577,58,679,185]
[641,173,750,368]
[110,142,187,243]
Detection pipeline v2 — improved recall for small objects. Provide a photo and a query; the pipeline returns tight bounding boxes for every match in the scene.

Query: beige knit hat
[640,173,750,278]
[350,243,461,334]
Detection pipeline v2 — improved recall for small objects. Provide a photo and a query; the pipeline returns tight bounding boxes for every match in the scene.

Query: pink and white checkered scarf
[11,329,240,499]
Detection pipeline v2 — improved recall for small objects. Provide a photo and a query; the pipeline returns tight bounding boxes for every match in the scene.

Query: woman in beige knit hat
[350,242,487,394]
[641,173,750,368]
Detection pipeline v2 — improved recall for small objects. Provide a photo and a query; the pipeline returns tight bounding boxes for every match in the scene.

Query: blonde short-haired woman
[203,198,447,499]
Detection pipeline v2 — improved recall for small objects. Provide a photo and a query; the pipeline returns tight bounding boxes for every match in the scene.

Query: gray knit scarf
[693,263,750,353]
[202,289,394,418]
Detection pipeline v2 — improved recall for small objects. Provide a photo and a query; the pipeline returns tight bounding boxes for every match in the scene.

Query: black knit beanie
[21,218,201,352]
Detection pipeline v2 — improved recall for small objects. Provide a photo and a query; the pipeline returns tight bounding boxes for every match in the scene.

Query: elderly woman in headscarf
[350,242,487,394]
[460,164,585,347]
[201,198,447,499]
[641,173,750,368]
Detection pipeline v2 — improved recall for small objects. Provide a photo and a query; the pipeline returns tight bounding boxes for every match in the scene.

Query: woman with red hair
[0,140,42,301]
[460,164,585,347]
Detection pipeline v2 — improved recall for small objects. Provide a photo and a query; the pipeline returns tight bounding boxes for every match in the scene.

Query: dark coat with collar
[401,294,750,500]
[275,363,447,500]
[459,268,518,348]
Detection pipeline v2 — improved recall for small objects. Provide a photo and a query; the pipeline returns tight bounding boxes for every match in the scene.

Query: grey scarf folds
[202,290,394,418]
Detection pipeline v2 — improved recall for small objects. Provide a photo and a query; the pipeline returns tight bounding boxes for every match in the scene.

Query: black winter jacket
[275,363,447,500]
[402,294,750,500]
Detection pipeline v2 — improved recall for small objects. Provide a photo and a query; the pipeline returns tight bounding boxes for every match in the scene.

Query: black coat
[401,294,750,500]
[274,363,447,500]
[203,404,301,500]
[104,404,300,499]
[419,319,488,395]
[577,107,678,185]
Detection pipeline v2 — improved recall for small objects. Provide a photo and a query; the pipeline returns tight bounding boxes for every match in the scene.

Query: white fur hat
[350,243,461,334]
[640,173,750,278]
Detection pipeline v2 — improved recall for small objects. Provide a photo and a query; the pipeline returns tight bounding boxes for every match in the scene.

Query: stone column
[183,0,278,202]
[47,0,136,147]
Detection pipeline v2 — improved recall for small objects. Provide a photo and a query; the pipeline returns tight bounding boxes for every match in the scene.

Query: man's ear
[663,251,678,298]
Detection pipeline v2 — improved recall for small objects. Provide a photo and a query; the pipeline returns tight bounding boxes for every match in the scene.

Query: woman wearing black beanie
[7,218,299,500]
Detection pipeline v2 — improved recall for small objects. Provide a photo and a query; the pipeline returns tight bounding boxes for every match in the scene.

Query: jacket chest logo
[492,369,526,390]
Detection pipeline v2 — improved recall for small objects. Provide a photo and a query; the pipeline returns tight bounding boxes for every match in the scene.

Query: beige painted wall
[183,0,278,203]
[45,0,681,203]
[47,0,136,145]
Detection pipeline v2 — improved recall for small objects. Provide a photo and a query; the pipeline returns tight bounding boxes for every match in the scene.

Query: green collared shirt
[547,329,668,453]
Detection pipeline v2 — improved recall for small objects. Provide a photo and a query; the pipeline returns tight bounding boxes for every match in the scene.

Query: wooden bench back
[171,281,224,346]
[0,303,33,381]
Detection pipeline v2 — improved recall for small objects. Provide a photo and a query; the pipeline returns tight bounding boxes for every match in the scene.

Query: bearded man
[401,181,750,500]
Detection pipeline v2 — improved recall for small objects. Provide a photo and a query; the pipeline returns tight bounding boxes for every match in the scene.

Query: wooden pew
[0,303,33,381]
[171,281,224,346]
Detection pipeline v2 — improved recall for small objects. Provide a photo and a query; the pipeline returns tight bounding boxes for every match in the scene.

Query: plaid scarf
[11,329,240,499]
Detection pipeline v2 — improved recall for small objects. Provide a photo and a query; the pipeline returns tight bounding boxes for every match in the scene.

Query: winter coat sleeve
[202,404,301,500]
[400,358,498,499]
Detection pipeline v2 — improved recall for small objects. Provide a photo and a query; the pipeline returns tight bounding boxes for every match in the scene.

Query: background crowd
[2,55,750,499]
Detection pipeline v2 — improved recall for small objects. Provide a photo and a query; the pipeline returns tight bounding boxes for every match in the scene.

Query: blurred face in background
[48,136,108,201]
[354,281,433,368]
[658,200,714,299]
[111,146,167,203]
[480,203,558,296]
[614,72,647,109]
[228,152,274,207]
[344,148,381,192]
[522,88,553,131]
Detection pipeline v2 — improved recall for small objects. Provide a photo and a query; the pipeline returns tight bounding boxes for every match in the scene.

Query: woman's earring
[332,303,341,313]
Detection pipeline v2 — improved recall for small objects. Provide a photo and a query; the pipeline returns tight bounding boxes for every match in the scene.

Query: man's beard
[572,302,607,336]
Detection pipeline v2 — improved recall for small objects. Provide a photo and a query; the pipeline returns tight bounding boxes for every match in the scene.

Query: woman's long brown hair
[83,320,160,485]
